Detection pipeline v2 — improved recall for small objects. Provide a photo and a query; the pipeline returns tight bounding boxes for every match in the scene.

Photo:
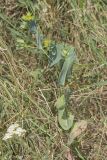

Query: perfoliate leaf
[68,120,87,145]
[36,27,43,50]
[49,43,63,67]
[55,95,66,110]
[28,20,37,34]
[58,48,76,85]
[49,42,76,85]
[58,109,74,130]
[48,43,57,65]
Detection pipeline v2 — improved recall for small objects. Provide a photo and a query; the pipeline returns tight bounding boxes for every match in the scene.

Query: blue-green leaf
[55,95,66,110]
[49,43,63,67]
[29,20,37,34]
[58,48,76,85]
[36,27,43,50]
[58,108,74,130]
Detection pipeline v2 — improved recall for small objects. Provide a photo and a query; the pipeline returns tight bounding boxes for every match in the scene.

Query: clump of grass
[0,0,107,159]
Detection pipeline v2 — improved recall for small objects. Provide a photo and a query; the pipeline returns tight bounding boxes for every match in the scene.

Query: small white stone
[14,127,26,137]
[2,123,26,141]
[7,123,19,133]
[2,132,13,141]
